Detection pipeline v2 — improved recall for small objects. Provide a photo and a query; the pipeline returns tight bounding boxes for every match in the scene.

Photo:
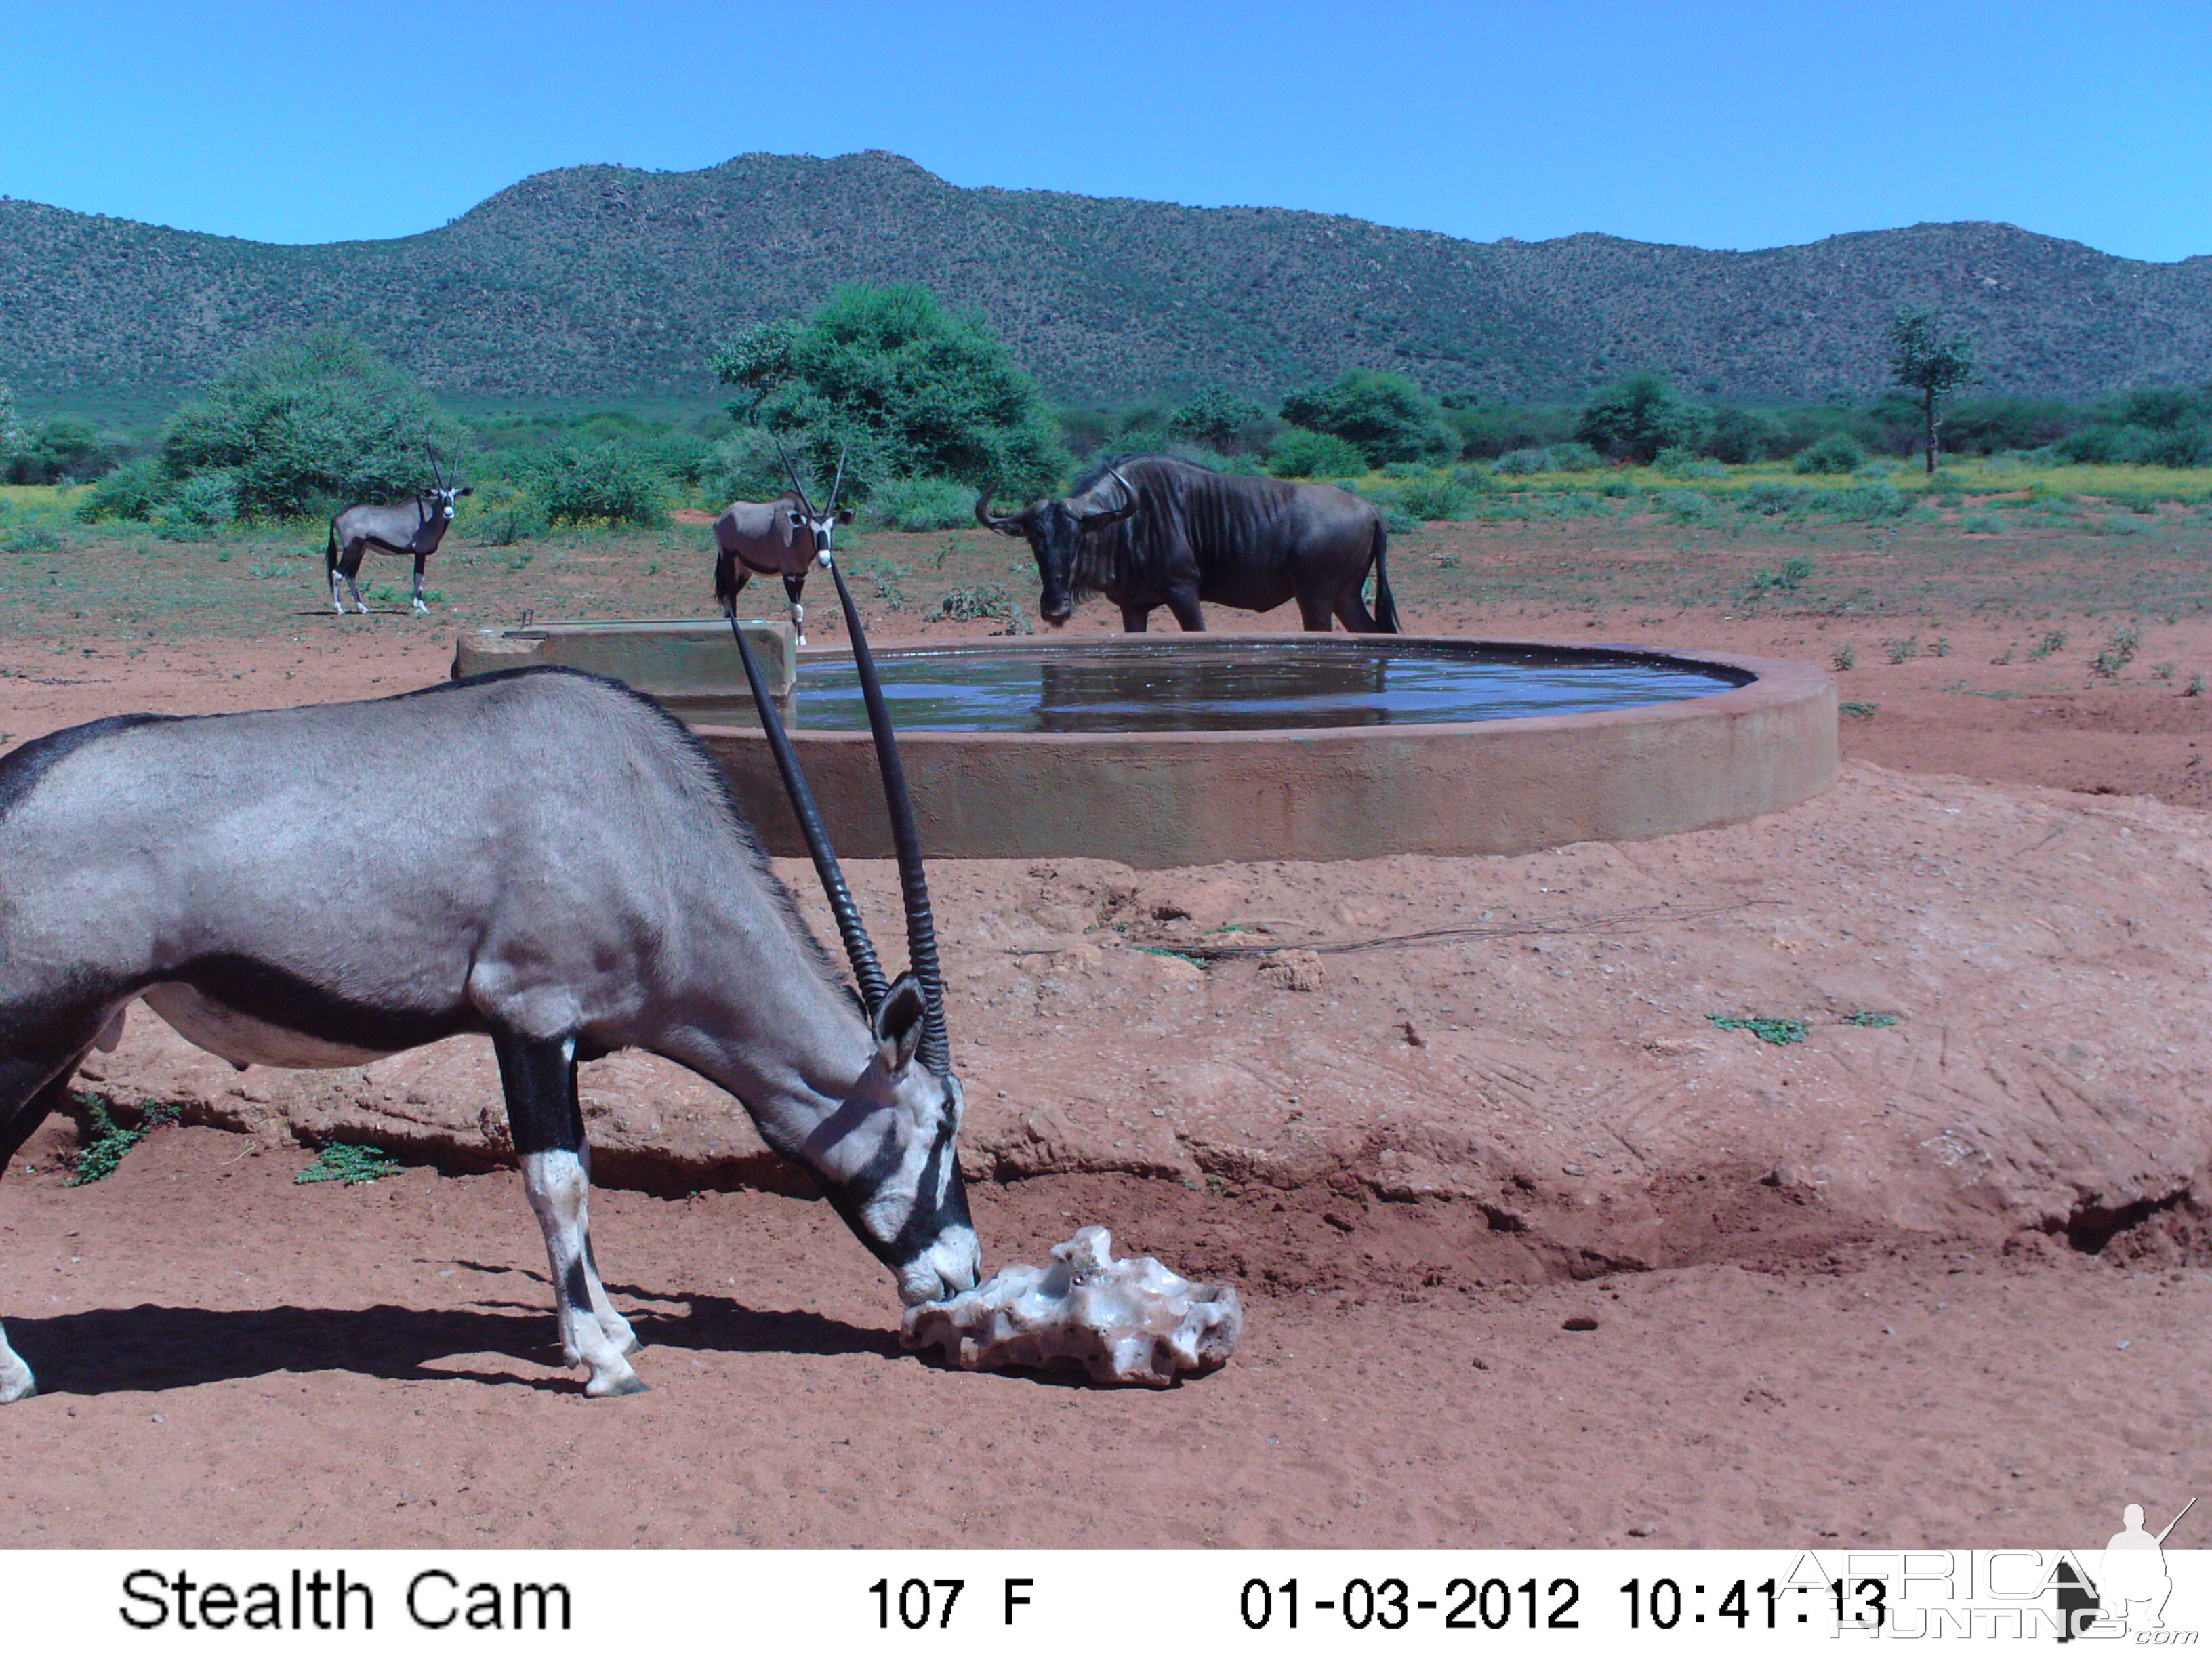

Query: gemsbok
[326,448,472,615]
[712,434,853,646]
[0,569,978,1401]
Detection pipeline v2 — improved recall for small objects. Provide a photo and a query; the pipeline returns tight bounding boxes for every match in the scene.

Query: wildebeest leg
[410,554,429,615]
[493,1028,644,1397]
[0,1049,98,1403]
[1164,589,1206,632]
[1120,605,1152,632]
[1331,581,1383,633]
[784,573,807,647]
[1297,589,1336,631]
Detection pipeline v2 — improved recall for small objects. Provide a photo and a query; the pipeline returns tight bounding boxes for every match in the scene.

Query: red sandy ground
[2,514,2209,1548]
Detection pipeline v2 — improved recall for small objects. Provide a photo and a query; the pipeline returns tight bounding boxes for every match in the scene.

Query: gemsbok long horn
[769,427,818,518]
[722,610,890,1015]
[823,552,951,1076]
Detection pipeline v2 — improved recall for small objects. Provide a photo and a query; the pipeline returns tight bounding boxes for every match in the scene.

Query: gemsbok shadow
[8,1277,903,1399]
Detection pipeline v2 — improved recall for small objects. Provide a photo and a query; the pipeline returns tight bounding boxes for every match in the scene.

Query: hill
[3,150,2209,410]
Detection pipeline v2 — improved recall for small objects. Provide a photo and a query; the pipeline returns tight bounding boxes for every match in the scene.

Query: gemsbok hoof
[586,1370,649,1399]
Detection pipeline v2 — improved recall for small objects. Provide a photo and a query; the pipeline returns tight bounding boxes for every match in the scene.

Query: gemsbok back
[0,621,979,1399]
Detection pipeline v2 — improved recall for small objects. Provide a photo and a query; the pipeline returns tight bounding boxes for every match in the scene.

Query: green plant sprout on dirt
[2027,630,2067,660]
[66,1096,180,1185]
[1841,1011,1900,1028]
[2188,673,2206,697]
[1710,1015,1808,1046]
[2090,627,2142,678]
[1839,701,1878,718]
[295,1144,403,1185]
[1887,638,1920,664]
[1831,644,1856,671]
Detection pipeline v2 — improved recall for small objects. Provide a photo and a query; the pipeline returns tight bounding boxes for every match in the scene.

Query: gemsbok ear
[872,971,928,1075]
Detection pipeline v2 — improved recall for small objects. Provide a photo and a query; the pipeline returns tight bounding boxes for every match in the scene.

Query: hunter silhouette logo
[2060,1497,2196,1641]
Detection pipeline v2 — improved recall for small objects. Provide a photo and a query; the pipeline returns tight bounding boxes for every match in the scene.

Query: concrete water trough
[454,623,1836,867]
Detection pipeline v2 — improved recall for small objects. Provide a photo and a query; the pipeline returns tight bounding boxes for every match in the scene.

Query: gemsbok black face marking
[325,447,472,616]
[710,432,853,647]
[0,661,979,1403]
[978,454,1399,634]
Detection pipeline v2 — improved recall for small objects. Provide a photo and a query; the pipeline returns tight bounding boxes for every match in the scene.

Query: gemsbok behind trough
[712,434,853,646]
[0,597,979,1400]
[326,448,472,615]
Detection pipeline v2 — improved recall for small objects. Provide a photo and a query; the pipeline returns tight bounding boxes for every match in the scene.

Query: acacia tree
[1888,308,1976,474]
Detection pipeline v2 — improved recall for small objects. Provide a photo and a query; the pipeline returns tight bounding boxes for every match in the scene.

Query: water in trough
[660,638,1746,734]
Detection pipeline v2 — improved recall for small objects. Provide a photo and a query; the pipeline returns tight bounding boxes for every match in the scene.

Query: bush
[1169,386,1270,451]
[529,442,667,526]
[714,283,1070,500]
[155,470,239,541]
[1705,407,1787,464]
[1654,447,1724,478]
[1265,427,1368,478]
[75,455,175,523]
[1391,476,1468,521]
[1792,432,1868,474]
[162,328,464,519]
[869,476,973,531]
[1278,369,1457,466]
[1738,480,1811,516]
[461,478,549,546]
[1547,441,1602,472]
[1494,447,1552,475]
[5,417,127,485]
[1575,371,1696,463]
[699,428,793,505]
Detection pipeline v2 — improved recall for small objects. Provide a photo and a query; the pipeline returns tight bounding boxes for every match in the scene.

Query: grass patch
[1710,1014,1808,1046]
[295,1143,403,1185]
[1840,1010,1900,1028]
[1838,701,1879,718]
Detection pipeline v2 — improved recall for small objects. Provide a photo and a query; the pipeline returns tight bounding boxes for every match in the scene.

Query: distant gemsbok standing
[326,449,472,615]
[712,434,853,647]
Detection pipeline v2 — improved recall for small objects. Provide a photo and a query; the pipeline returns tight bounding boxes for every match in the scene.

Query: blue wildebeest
[712,438,853,647]
[325,450,472,615]
[0,653,979,1401]
[976,455,1399,634]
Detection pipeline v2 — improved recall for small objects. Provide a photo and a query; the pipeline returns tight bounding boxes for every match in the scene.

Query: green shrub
[5,416,127,485]
[1265,427,1368,478]
[870,476,973,531]
[1576,370,1697,463]
[1169,386,1269,451]
[714,283,1070,500]
[1493,447,1552,475]
[1793,433,1868,474]
[1654,447,1724,478]
[162,328,464,518]
[1706,406,1788,464]
[1547,441,1602,472]
[529,442,667,526]
[1738,479,1811,516]
[1391,476,1468,521]
[462,478,549,546]
[1278,369,1457,466]
[155,470,239,540]
[76,455,175,523]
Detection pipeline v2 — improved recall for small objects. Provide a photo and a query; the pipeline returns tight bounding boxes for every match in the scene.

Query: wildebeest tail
[1370,521,1401,633]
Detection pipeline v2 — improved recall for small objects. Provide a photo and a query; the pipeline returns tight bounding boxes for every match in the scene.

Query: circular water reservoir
[658,639,1748,736]
[672,634,1836,867]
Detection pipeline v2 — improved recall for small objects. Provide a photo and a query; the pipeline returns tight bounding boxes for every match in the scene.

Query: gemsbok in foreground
[0,588,979,1400]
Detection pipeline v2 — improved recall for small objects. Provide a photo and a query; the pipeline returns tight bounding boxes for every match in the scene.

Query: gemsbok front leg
[493,1028,643,1397]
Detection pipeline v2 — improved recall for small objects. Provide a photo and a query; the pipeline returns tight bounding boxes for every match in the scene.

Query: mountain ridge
[3,150,2208,409]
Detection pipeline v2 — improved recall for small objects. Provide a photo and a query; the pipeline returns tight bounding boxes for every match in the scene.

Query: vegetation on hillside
[5,155,2212,411]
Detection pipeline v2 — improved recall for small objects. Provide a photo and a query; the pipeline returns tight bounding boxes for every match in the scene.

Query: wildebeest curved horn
[823,560,951,1076]
[768,427,817,518]
[973,485,1025,531]
[721,611,890,1016]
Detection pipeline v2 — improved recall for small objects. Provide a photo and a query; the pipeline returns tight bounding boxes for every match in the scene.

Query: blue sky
[3,0,2205,261]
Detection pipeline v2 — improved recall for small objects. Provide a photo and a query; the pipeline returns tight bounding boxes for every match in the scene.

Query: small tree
[1169,386,1269,452]
[1887,308,1976,474]
[712,284,1069,497]
[1574,370,1696,464]
[163,329,463,518]
[1277,370,1457,467]
[0,381,21,454]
